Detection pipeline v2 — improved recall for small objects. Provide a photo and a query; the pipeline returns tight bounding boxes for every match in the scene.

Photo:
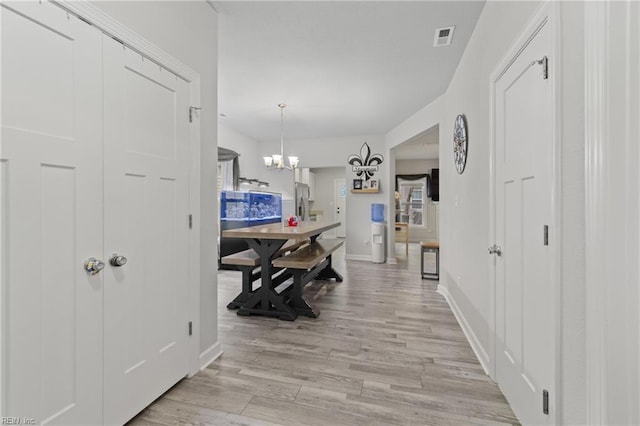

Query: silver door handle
[109,253,128,267]
[84,257,105,275]
[488,245,502,256]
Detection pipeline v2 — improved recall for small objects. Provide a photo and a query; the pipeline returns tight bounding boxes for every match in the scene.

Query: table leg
[236,238,298,321]
[226,266,259,309]
[315,254,343,282]
[289,269,320,318]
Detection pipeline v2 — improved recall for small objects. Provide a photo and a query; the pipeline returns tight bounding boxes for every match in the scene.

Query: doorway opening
[391,125,440,265]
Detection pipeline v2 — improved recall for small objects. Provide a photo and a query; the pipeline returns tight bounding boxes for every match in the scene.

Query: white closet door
[1,2,103,424]
[102,35,190,425]
[494,18,553,425]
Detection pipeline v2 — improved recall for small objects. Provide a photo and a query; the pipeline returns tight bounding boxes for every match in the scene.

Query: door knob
[84,257,105,275]
[488,244,503,256]
[109,253,128,267]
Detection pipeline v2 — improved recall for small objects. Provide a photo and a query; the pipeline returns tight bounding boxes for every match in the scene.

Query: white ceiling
[215,1,484,144]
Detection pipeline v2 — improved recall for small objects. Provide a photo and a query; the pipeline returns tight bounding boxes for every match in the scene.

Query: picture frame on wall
[369,179,379,189]
[353,179,363,190]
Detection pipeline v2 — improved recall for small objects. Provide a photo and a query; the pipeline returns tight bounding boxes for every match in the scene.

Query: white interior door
[494,18,554,425]
[1,3,103,423]
[334,179,346,238]
[102,36,190,425]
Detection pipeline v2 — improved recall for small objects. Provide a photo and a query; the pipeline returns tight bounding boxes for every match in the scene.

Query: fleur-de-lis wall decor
[347,142,384,181]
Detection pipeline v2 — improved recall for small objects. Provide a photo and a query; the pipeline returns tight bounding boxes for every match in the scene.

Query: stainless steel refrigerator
[295,182,310,221]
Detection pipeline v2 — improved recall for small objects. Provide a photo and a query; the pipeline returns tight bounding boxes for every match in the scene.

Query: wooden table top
[222,221,340,240]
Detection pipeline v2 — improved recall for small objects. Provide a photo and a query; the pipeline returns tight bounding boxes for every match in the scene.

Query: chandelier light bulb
[264,103,300,171]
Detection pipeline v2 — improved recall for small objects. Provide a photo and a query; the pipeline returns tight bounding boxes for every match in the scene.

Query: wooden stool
[420,241,439,280]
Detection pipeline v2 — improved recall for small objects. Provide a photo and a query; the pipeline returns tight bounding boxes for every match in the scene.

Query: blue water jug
[371,203,384,222]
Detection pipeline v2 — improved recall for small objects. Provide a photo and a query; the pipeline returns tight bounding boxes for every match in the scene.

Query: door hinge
[531,56,548,80]
[188,321,193,336]
[541,56,548,80]
[189,214,193,229]
[544,225,549,246]
[543,389,549,414]
[189,106,202,123]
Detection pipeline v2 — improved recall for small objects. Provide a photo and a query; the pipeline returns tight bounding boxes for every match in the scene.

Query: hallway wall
[439,0,543,374]
[440,2,587,423]
[386,1,589,423]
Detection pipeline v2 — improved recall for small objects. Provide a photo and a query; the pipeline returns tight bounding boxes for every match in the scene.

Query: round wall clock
[453,114,468,174]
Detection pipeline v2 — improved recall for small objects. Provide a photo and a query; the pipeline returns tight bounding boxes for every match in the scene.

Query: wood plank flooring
[129,243,519,425]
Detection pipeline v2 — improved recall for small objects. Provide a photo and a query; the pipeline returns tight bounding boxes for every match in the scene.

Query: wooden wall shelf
[351,188,380,194]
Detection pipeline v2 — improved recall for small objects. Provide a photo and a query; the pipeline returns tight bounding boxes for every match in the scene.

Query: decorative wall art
[453,114,468,174]
[348,142,384,181]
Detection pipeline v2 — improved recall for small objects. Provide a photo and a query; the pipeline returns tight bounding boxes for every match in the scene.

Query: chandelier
[264,103,299,170]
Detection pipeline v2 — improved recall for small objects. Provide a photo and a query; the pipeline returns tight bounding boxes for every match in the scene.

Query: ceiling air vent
[433,26,455,47]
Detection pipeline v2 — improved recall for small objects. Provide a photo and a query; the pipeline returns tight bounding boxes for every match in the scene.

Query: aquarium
[220,191,282,230]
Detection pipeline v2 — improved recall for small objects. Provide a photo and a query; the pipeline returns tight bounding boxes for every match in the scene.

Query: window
[396,176,427,227]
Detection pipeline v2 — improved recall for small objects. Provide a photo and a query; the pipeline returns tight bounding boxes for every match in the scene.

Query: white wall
[218,123,260,179]
[395,159,439,175]
[92,1,220,367]
[439,0,543,374]
[386,95,444,151]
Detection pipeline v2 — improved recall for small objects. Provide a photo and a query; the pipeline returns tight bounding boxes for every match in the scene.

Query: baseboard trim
[345,254,371,262]
[198,341,222,372]
[437,285,490,375]
[386,257,398,264]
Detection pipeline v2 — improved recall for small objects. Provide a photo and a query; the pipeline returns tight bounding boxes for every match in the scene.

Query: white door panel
[494,20,553,425]
[102,36,190,426]
[334,179,346,238]
[1,2,103,424]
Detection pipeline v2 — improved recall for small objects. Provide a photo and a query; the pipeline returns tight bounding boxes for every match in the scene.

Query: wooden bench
[223,239,309,309]
[272,238,344,318]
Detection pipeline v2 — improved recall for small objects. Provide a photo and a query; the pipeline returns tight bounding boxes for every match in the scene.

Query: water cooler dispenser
[371,203,385,263]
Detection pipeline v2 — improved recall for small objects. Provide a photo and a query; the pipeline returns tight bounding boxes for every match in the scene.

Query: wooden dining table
[222,221,342,320]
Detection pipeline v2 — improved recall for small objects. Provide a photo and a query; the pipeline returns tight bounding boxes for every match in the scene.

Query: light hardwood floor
[129,243,519,426]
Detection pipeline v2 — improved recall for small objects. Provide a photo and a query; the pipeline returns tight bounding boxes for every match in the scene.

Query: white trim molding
[585,2,640,424]
[437,286,490,375]
[345,254,372,262]
[53,1,199,82]
[584,2,607,424]
[198,342,223,372]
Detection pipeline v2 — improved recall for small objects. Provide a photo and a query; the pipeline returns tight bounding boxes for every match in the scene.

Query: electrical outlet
[457,274,462,286]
